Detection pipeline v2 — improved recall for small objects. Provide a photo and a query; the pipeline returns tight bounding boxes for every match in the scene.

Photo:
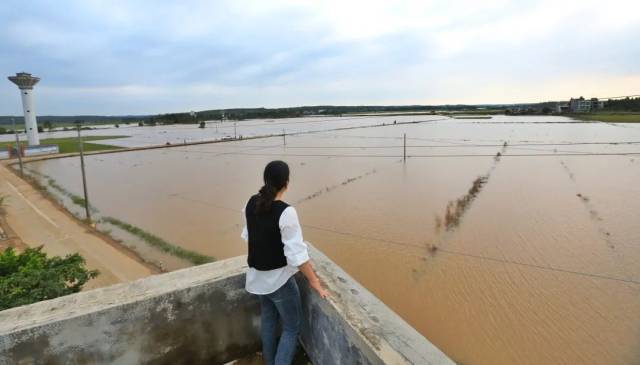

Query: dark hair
[255,160,290,214]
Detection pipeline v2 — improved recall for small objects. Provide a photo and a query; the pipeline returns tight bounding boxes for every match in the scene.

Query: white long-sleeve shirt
[241,204,309,295]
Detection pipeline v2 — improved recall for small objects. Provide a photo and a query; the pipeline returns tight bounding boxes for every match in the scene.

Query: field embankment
[4,135,128,153]
[571,113,640,123]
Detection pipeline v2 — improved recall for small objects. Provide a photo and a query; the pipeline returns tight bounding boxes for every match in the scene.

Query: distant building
[567,97,604,113]
[556,103,569,113]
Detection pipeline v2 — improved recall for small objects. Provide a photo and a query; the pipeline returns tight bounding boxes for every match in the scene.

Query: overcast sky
[1,0,639,115]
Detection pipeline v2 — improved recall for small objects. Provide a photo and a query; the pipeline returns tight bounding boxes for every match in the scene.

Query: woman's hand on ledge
[298,260,329,299]
[309,277,329,299]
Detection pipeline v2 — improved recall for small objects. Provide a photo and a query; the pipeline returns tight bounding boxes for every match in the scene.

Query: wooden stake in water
[77,125,91,223]
[283,129,286,146]
[403,133,407,162]
[11,118,24,177]
[234,122,237,139]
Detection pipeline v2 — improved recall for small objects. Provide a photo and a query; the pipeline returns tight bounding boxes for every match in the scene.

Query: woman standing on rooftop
[241,160,328,365]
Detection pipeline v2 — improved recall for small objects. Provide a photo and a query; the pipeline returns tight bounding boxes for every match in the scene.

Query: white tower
[8,72,41,146]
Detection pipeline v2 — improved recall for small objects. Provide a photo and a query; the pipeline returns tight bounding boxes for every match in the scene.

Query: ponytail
[255,160,290,214]
[256,184,277,213]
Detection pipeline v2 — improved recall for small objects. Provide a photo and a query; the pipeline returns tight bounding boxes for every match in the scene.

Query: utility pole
[76,123,91,223]
[403,133,407,162]
[11,118,24,177]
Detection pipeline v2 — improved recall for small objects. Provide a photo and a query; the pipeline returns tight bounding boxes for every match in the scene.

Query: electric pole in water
[76,123,91,223]
[11,118,24,177]
[403,133,407,162]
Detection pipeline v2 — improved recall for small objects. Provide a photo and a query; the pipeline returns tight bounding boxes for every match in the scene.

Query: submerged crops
[23,167,213,266]
[101,216,214,265]
[444,175,489,230]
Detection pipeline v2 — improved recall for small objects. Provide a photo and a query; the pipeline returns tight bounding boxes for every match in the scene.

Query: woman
[241,160,328,365]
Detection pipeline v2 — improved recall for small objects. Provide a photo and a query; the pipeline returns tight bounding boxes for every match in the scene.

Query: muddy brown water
[24,115,640,364]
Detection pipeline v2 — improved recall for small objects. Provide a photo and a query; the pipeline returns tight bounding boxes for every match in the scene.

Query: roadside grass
[23,168,97,215]
[4,136,128,153]
[18,167,212,268]
[571,113,640,123]
[101,216,215,265]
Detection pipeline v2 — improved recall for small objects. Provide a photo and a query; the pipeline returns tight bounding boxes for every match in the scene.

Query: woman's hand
[299,261,329,299]
[309,278,329,299]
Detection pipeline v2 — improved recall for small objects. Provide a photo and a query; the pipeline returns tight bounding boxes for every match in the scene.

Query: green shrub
[0,247,98,310]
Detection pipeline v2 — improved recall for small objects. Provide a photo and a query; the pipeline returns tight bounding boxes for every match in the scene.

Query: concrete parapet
[0,245,454,365]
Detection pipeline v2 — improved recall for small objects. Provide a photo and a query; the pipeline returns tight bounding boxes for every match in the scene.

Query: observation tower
[8,72,41,146]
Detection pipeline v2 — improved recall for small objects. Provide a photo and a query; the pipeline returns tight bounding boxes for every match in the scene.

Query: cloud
[1,0,639,114]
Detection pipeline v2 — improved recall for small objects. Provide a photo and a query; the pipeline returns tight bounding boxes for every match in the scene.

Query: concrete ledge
[0,256,260,365]
[301,246,454,365]
[0,246,454,365]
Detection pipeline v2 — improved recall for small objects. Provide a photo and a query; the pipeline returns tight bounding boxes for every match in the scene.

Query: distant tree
[37,125,43,133]
[145,117,157,126]
[138,121,144,127]
[542,107,552,114]
[43,120,53,131]
[115,124,119,128]
[0,247,98,310]
[0,128,6,134]
[199,121,205,128]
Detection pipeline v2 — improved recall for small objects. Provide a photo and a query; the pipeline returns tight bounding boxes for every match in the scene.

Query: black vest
[245,194,289,271]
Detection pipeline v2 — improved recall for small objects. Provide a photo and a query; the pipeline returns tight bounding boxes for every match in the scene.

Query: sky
[1,0,639,115]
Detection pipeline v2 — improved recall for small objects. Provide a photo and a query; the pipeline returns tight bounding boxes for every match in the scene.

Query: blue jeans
[259,276,302,365]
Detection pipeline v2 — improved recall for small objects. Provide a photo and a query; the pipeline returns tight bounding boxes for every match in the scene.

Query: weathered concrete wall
[0,256,260,365]
[299,246,454,365]
[0,245,454,365]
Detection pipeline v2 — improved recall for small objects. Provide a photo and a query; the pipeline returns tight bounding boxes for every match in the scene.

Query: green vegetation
[604,97,640,112]
[101,217,214,265]
[45,177,94,211]
[0,246,98,310]
[571,113,640,123]
[23,169,96,215]
[4,136,127,153]
[0,116,149,127]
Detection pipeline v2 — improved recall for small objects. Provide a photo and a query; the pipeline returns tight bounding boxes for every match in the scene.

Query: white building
[568,97,604,113]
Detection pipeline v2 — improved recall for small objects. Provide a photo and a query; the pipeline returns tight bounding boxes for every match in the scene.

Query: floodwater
[1,115,405,147]
[23,115,640,364]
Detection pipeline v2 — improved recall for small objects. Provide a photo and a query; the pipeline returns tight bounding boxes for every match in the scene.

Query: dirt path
[0,163,154,289]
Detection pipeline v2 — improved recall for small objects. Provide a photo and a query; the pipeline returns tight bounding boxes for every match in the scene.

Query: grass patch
[101,216,214,265]
[571,113,640,123]
[22,168,96,214]
[44,177,96,212]
[4,135,128,153]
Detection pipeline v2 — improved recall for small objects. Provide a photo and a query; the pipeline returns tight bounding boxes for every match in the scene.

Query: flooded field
[22,115,640,364]
[1,115,411,147]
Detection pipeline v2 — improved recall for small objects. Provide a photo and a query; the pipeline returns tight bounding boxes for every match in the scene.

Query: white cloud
[1,0,639,114]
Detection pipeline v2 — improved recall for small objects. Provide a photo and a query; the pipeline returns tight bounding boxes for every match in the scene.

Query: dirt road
[0,163,155,289]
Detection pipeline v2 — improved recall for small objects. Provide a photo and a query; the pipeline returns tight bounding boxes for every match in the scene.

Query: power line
[228,152,640,158]
[163,191,640,286]
[302,224,640,285]
[188,141,640,149]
